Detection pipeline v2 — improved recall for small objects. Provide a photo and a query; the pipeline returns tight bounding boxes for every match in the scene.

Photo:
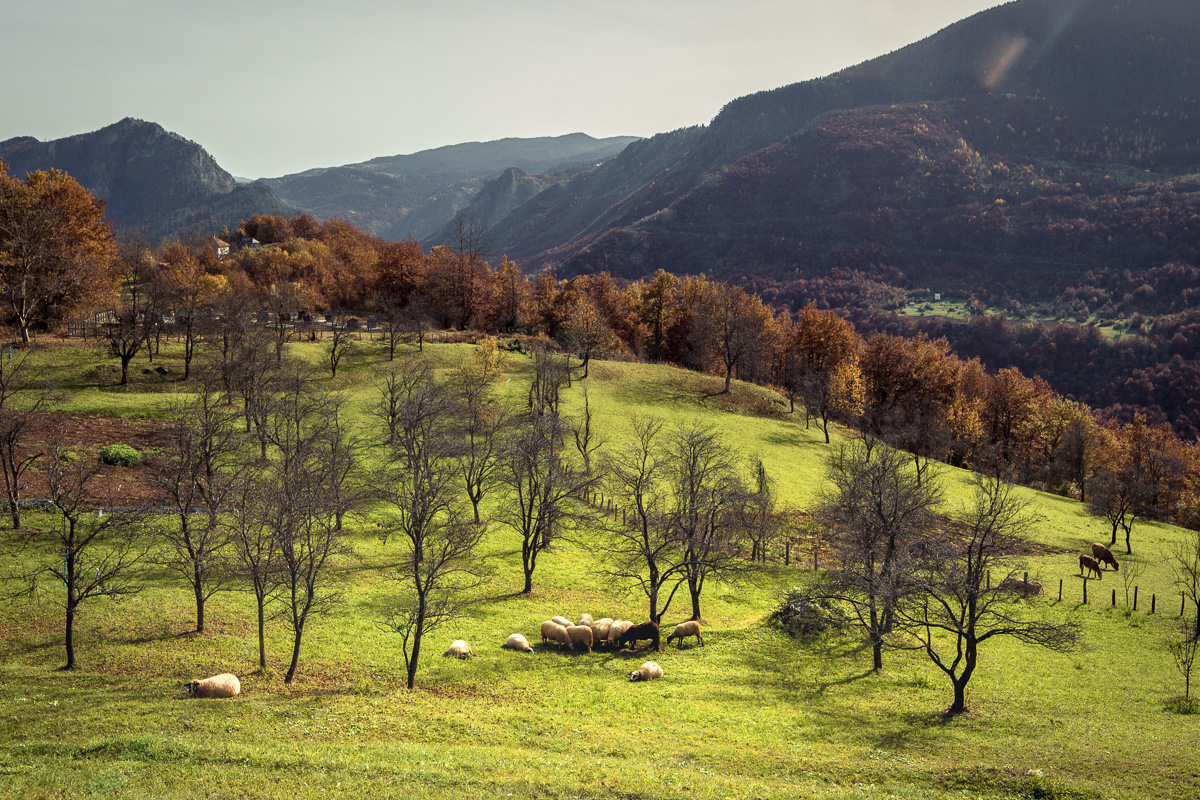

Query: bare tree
[0,346,57,529]
[600,417,688,624]
[899,475,1079,715]
[376,362,484,689]
[571,389,604,476]
[527,347,568,417]
[151,382,243,633]
[740,457,779,563]
[452,360,508,524]
[816,437,942,671]
[14,437,149,669]
[1170,625,1199,702]
[1169,527,1200,642]
[106,296,145,387]
[326,308,356,379]
[499,411,598,594]
[261,368,351,683]
[228,471,280,671]
[667,421,748,621]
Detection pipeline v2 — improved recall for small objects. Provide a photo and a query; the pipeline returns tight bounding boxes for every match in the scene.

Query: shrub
[767,589,849,638]
[100,444,141,467]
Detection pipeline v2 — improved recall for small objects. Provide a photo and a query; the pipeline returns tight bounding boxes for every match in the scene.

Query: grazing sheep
[540,619,560,643]
[629,661,663,682]
[617,621,660,651]
[1079,554,1103,580]
[504,633,534,653]
[545,622,572,649]
[186,673,240,699]
[444,639,474,658]
[997,576,1043,597]
[566,624,594,653]
[590,618,613,645]
[1091,542,1120,571]
[666,620,704,647]
[552,616,574,629]
[607,620,633,644]
[578,613,595,627]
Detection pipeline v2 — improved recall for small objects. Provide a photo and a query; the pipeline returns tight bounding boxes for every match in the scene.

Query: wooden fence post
[1083,579,1088,605]
[986,570,991,589]
[1111,588,1116,607]
[1152,594,1156,614]
[785,540,790,567]
[1058,579,1063,602]
[1134,586,1138,611]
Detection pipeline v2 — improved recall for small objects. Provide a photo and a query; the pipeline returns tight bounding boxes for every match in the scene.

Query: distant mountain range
[3,0,1198,311]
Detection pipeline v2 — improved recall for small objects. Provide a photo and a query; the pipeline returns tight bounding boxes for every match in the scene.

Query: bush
[767,589,849,638]
[100,444,141,467]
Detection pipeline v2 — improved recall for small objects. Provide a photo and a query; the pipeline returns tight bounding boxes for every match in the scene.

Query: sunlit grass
[2,337,1198,798]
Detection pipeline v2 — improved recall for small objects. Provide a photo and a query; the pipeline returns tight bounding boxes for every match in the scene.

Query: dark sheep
[616,621,660,651]
[1091,542,1120,571]
[1079,554,1103,579]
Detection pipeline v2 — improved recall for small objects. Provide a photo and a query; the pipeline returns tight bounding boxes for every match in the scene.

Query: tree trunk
[285,624,304,683]
[194,579,205,634]
[257,598,267,670]
[65,604,76,670]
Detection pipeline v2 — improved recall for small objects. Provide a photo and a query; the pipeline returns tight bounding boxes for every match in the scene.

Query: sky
[1,0,1009,179]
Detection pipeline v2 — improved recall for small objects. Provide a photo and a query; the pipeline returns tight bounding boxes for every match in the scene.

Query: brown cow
[1079,554,1103,579]
[1091,542,1120,571]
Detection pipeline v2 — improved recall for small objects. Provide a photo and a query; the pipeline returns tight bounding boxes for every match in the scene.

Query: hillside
[485,0,1200,300]
[0,338,1197,799]
[0,118,297,239]
[264,133,640,243]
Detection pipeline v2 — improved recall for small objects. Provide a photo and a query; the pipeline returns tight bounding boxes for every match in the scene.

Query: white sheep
[629,661,663,682]
[566,624,594,653]
[504,633,535,653]
[666,620,704,647]
[444,639,474,658]
[545,622,571,649]
[590,618,613,644]
[578,613,594,627]
[186,673,240,698]
[540,619,562,643]
[607,620,633,644]
[552,615,574,628]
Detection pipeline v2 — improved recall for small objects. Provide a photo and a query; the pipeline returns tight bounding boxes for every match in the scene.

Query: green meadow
[1,336,1197,799]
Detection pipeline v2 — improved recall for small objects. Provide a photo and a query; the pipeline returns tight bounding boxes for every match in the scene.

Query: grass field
[1,336,1197,799]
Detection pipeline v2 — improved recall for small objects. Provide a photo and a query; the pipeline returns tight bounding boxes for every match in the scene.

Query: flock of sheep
[185,614,704,696]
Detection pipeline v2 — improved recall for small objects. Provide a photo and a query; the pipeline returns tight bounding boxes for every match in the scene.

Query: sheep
[566,624,594,653]
[607,620,633,645]
[186,673,240,699]
[997,576,1043,597]
[544,622,572,649]
[617,621,660,651]
[629,661,663,682]
[578,613,594,627]
[590,618,613,645]
[504,633,535,653]
[444,639,474,658]
[666,620,704,647]
[1079,554,1103,580]
[552,616,574,629]
[1091,542,1120,572]
[541,619,563,644]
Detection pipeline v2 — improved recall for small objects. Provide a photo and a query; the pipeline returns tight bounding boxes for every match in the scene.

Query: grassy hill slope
[0,340,1196,799]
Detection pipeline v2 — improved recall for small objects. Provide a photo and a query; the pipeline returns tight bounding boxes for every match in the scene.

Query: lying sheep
[997,576,1042,597]
[444,639,474,658]
[629,661,663,682]
[617,621,660,651]
[186,673,240,698]
[607,620,633,645]
[504,633,534,653]
[552,616,574,629]
[666,620,704,647]
[566,624,594,653]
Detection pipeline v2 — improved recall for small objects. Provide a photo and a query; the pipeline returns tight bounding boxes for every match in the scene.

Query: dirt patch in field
[16,412,176,505]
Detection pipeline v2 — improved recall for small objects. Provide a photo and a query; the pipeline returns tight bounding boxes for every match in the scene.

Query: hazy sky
[2,0,1008,179]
